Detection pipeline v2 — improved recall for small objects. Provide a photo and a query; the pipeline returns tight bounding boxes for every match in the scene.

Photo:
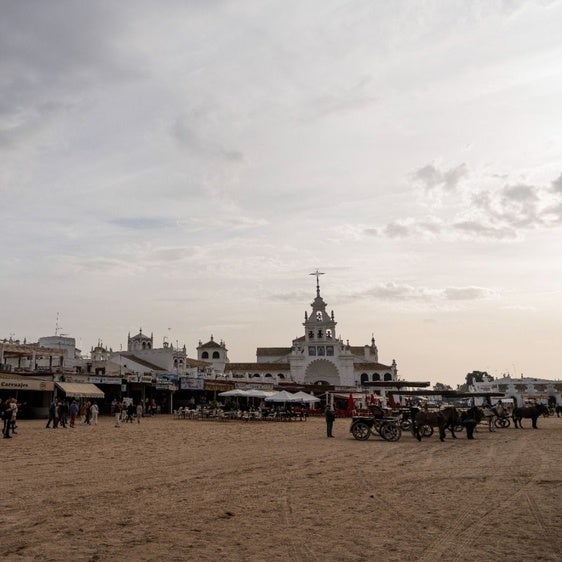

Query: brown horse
[512,403,549,429]
[412,407,460,442]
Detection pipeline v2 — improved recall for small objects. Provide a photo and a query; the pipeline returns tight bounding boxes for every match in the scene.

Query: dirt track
[2,415,561,561]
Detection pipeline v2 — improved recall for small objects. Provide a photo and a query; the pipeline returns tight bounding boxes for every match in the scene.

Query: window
[326,346,334,356]
[308,346,316,356]
[326,329,332,338]
[317,346,325,356]
[316,311,322,320]
[253,373,260,378]
[265,373,272,378]
[212,351,220,359]
[278,374,285,379]
[202,351,209,359]
[360,373,369,384]
[384,373,392,381]
[308,330,314,339]
[317,329,323,338]
[372,373,380,381]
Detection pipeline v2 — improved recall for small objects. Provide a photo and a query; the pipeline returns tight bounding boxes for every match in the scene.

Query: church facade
[197,275,398,388]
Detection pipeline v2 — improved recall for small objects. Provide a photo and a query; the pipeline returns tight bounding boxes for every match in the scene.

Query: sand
[2,414,561,562]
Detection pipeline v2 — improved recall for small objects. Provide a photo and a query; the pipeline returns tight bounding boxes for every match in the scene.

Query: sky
[2,0,562,387]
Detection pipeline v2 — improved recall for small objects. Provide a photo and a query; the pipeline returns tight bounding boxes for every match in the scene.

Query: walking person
[136,402,143,424]
[114,400,122,427]
[90,402,99,425]
[324,404,336,438]
[2,397,14,438]
[69,400,79,428]
[46,398,57,429]
[84,401,92,425]
[10,398,19,434]
[59,400,68,428]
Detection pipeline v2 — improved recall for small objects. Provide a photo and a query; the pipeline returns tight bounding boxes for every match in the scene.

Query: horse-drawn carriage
[349,406,402,442]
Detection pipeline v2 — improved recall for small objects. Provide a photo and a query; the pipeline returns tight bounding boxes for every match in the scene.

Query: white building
[198,274,397,388]
[471,375,562,406]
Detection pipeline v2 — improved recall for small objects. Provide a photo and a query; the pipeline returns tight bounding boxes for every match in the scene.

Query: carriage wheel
[494,417,510,429]
[380,423,402,442]
[351,421,371,441]
[421,424,434,437]
[400,419,412,432]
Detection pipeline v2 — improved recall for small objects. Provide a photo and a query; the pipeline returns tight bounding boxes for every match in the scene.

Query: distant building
[201,273,397,388]
[471,375,562,406]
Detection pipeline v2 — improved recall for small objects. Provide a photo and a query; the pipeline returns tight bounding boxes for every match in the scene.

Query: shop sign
[204,381,235,392]
[181,378,205,390]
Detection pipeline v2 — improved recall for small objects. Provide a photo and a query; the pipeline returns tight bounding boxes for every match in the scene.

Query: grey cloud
[353,282,496,303]
[145,247,196,262]
[172,116,243,161]
[413,163,467,191]
[443,287,495,300]
[384,222,412,238]
[453,220,517,240]
[109,218,178,230]
[551,172,562,193]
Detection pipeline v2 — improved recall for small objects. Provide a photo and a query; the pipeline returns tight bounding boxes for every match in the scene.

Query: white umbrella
[218,389,248,397]
[244,389,269,398]
[264,390,300,403]
[292,391,320,403]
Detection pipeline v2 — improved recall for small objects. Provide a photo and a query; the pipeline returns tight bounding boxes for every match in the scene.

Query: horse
[512,403,549,429]
[412,406,460,442]
[460,406,484,439]
[479,405,498,432]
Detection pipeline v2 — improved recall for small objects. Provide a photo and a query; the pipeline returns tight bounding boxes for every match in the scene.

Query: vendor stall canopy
[55,382,104,398]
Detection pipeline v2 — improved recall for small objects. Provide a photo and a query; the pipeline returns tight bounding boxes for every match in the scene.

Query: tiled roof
[185,358,211,368]
[199,340,223,349]
[256,347,292,356]
[226,362,290,371]
[120,353,164,371]
[353,362,392,370]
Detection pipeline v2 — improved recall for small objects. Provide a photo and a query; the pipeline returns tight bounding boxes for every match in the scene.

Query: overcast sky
[2,0,562,387]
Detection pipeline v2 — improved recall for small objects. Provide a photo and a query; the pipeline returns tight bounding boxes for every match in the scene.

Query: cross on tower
[309,269,325,297]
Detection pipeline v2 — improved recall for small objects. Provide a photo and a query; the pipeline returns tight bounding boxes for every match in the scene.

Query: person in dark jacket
[324,405,336,438]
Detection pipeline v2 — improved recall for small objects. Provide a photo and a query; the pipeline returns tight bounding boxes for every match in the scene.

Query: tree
[433,382,453,392]
[465,371,493,386]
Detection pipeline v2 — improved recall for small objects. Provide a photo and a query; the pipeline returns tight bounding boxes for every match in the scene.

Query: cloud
[413,163,468,191]
[552,172,562,193]
[350,282,497,303]
[172,115,244,162]
[109,218,178,230]
[452,220,518,240]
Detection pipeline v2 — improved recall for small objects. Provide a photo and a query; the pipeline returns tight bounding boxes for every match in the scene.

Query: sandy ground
[1,414,561,562]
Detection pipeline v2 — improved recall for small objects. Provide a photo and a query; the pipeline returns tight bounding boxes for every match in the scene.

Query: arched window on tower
[147,343,151,349]
[384,373,392,381]
[360,373,369,384]
[316,311,322,321]
[372,373,380,381]
[326,329,332,339]
[142,342,146,349]
[212,351,220,359]
[202,351,209,359]
[278,373,285,379]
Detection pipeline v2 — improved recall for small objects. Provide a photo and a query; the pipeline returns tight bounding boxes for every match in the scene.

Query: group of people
[45,398,100,428]
[111,399,144,427]
[2,397,19,439]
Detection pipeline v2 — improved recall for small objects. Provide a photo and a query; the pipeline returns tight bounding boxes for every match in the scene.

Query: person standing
[90,402,99,425]
[324,405,336,438]
[46,398,57,429]
[114,400,122,427]
[136,402,143,423]
[10,398,19,434]
[2,397,14,438]
[69,400,79,428]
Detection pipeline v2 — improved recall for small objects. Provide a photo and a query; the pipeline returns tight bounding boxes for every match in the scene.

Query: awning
[0,373,54,392]
[55,382,105,398]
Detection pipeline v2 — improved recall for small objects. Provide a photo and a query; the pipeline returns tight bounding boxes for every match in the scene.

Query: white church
[196,273,398,388]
